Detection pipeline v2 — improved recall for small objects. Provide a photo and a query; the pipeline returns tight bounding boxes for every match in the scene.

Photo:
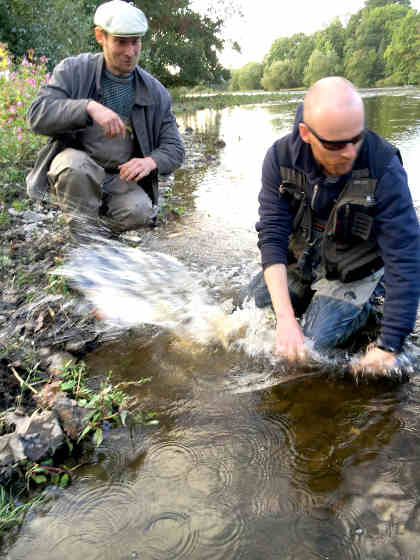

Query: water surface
[7,87,420,560]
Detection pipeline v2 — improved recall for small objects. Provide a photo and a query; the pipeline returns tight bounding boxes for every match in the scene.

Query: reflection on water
[7,88,420,559]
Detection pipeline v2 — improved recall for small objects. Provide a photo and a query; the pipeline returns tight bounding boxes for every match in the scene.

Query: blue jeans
[246,268,384,351]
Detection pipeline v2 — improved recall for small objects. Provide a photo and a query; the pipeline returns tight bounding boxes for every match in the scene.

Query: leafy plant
[58,361,156,447]
[24,459,71,490]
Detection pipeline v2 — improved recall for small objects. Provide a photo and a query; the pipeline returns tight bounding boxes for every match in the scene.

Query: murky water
[7,88,420,559]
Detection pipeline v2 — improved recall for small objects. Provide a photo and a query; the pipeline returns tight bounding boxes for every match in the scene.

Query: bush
[0,44,48,201]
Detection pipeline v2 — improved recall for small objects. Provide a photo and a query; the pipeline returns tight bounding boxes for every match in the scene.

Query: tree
[0,0,95,66]
[315,17,346,60]
[365,0,411,8]
[264,32,315,87]
[343,3,410,85]
[236,61,264,90]
[384,10,420,84]
[139,0,226,87]
[261,60,297,90]
[0,0,235,87]
[345,48,378,86]
[303,48,342,87]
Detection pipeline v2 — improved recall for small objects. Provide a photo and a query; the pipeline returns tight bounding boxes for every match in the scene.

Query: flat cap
[94,0,148,37]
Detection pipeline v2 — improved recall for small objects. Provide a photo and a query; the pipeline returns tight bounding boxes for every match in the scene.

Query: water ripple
[192,507,246,560]
[292,508,362,559]
[143,440,199,479]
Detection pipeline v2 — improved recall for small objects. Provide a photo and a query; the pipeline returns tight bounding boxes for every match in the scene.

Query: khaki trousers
[47,148,155,232]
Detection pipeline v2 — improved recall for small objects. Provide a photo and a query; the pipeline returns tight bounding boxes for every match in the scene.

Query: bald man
[249,77,420,372]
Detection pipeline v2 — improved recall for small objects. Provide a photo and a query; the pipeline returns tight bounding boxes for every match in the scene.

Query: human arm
[264,263,306,360]
[256,142,306,360]
[28,54,127,139]
[353,155,420,371]
[28,56,94,136]
[147,87,185,175]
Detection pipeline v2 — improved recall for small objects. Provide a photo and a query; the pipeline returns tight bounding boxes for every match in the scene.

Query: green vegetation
[57,360,157,448]
[0,358,156,534]
[0,0,235,88]
[0,486,43,535]
[230,0,420,90]
[0,44,48,209]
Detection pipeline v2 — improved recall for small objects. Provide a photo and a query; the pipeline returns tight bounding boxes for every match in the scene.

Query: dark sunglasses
[302,121,365,151]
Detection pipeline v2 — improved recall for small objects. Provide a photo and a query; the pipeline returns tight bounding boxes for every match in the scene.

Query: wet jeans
[246,267,384,351]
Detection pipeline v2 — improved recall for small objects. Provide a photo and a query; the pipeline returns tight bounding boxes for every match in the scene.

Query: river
[7,87,420,559]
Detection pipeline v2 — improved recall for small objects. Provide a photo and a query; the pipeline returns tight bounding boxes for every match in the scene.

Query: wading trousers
[47,148,156,234]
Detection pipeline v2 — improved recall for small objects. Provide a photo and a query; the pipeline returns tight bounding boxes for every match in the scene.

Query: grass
[0,486,43,535]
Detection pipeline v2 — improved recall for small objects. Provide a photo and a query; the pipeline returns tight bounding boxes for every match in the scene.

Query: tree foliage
[261,60,298,90]
[231,0,420,90]
[0,0,233,87]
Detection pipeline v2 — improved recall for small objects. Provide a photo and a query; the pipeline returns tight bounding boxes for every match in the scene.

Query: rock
[65,340,88,353]
[0,432,26,464]
[34,381,65,409]
[53,395,89,439]
[2,409,64,463]
[23,210,46,223]
[47,352,75,376]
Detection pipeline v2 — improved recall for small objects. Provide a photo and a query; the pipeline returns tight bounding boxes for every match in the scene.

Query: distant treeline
[230,0,420,91]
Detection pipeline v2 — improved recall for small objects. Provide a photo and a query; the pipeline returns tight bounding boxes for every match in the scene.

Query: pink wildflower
[18,135,23,141]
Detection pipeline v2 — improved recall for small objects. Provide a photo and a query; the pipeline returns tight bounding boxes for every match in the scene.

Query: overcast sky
[202,0,420,68]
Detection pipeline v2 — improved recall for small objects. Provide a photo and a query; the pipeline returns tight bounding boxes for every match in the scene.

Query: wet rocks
[1,409,64,464]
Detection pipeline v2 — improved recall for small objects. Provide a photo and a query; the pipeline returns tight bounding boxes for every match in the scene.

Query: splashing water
[53,239,282,359]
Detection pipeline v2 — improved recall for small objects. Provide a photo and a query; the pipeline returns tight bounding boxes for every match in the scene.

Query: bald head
[299,77,365,177]
[303,77,364,139]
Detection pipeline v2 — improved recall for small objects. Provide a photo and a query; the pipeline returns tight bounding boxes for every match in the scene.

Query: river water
[8,88,420,559]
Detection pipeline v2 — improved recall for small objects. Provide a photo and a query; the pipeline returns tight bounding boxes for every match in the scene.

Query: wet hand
[352,345,397,374]
[275,315,307,362]
[87,100,126,138]
[118,157,157,182]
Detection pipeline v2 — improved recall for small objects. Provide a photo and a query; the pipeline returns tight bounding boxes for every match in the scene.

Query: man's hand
[118,156,157,182]
[352,345,397,373]
[275,313,307,361]
[87,100,126,138]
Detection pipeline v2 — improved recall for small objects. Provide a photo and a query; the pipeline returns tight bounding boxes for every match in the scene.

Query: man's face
[299,110,364,177]
[95,28,141,76]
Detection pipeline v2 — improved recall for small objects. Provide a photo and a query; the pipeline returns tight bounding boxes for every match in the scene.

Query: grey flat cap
[94,0,148,37]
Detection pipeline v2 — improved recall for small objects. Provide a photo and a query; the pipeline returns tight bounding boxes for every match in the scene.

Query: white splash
[53,241,274,354]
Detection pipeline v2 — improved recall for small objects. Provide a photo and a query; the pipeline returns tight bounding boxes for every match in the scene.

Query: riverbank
[171,90,303,113]
[0,128,220,538]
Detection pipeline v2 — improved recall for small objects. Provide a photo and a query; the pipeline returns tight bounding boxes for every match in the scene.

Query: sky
[202,0,420,69]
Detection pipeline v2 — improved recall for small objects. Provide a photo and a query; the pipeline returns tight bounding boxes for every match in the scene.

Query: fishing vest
[275,131,401,283]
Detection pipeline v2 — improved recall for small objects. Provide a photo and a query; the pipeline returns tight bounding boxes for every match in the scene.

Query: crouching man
[26,0,184,240]
[248,77,420,373]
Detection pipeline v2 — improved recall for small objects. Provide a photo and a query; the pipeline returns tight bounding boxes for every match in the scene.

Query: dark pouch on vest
[325,238,383,283]
[335,203,374,243]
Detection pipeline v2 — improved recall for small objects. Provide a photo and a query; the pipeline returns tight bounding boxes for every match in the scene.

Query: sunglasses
[303,121,365,151]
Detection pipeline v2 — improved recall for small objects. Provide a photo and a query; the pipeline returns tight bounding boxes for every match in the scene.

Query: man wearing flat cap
[27,0,185,240]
